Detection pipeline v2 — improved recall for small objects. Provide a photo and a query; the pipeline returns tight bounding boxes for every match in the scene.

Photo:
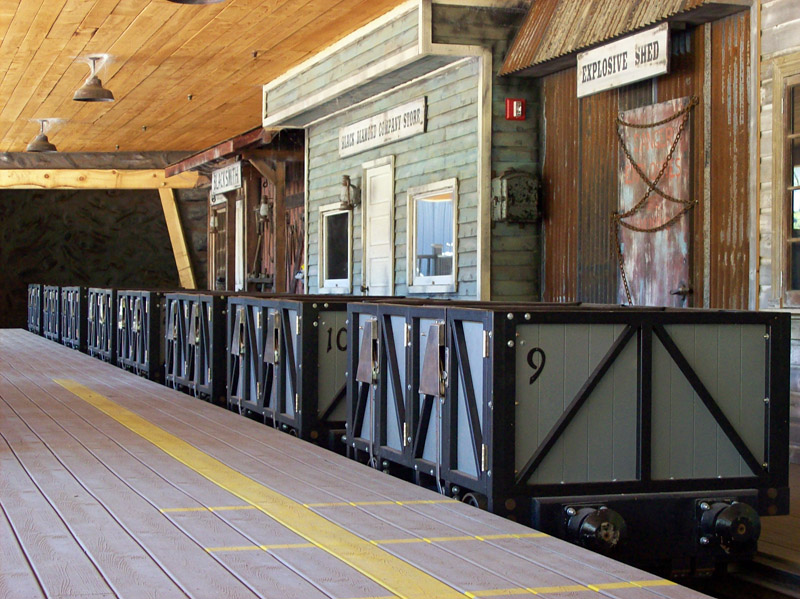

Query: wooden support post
[274,162,287,293]
[158,188,197,289]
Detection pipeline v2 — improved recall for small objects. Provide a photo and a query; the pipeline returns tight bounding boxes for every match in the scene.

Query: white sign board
[339,98,426,158]
[577,23,669,98]
[211,161,242,195]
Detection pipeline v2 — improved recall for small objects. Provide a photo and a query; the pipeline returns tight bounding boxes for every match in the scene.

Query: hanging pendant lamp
[26,120,58,153]
[73,56,114,102]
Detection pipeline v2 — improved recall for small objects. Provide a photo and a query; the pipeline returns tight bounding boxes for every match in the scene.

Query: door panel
[364,162,393,296]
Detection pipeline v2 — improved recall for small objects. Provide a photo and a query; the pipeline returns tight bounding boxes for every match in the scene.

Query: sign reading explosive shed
[339,98,426,158]
[577,23,669,98]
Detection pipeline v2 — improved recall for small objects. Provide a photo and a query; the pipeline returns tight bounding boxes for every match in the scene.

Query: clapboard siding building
[756,0,800,463]
[262,0,537,300]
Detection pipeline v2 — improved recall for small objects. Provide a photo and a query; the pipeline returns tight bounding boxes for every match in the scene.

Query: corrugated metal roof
[500,0,747,76]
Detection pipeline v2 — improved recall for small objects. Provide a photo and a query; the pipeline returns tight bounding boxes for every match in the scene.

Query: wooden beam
[0,169,204,189]
[274,161,287,293]
[240,149,305,162]
[164,128,281,177]
[247,158,277,184]
[158,188,197,290]
[0,152,190,170]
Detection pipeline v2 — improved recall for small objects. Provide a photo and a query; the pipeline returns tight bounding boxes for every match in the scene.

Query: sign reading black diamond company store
[577,23,669,98]
[338,98,426,158]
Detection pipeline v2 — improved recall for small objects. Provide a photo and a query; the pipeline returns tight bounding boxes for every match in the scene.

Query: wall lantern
[339,175,361,210]
[26,119,58,153]
[73,56,114,102]
[209,214,218,233]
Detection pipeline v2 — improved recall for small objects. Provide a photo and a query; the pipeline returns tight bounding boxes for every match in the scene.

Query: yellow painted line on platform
[55,379,467,599]
[304,499,456,508]
[463,579,678,597]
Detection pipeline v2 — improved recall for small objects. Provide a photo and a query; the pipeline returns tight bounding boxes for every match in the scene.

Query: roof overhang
[500,0,751,78]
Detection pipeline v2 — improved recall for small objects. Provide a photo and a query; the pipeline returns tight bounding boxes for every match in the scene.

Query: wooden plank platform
[0,329,711,599]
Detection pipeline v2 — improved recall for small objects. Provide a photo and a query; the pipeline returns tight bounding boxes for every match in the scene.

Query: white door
[363,161,394,296]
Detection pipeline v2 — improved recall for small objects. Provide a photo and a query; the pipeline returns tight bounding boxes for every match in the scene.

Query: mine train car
[29,287,791,576]
[87,287,117,363]
[61,286,87,352]
[165,291,227,405]
[27,283,42,335]
[42,285,61,343]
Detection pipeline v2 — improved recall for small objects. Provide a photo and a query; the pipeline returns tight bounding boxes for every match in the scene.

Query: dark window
[788,85,800,295]
[324,211,349,282]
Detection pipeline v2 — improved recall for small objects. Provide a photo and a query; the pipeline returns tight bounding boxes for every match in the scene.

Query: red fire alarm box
[505,98,525,120]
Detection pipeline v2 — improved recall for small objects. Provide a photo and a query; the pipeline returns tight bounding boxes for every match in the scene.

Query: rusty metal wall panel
[709,12,750,309]
[578,88,619,303]
[542,68,579,302]
[655,27,706,305]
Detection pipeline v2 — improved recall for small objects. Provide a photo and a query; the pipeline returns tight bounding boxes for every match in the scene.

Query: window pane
[792,138,800,187]
[792,85,800,134]
[793,190,800,238]
[325,212,349,280]
[415,198,453,278]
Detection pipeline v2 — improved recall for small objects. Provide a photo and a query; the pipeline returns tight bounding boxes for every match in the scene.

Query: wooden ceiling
[0,0,407,154]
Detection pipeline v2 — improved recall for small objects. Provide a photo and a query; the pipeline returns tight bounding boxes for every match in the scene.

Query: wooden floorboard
[0,329,712,599]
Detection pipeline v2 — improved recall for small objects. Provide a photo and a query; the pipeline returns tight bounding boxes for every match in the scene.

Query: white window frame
[407,178,458,294]
[318,202,353,294]
[771,53,800,306]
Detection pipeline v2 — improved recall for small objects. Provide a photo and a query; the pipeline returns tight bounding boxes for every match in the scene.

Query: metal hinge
[483,330,490,358]
[403,422,408,447]
[295,393,300,414]
[481,444,488,472]
[404,323,410,347]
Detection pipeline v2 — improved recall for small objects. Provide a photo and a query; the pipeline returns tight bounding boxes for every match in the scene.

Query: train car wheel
[462,492,488,510]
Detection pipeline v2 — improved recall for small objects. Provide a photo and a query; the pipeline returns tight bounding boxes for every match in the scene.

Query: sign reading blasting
[577,23,669,98]
[339,98,426,158]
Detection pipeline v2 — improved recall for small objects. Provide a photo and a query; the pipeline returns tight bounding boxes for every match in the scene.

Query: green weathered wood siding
[307,58,480,298]
[266,7,419,120]
[434,5,541,301]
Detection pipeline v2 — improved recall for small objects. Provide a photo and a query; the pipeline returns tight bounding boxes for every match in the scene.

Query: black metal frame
[165,292,227,404]
[483,308,789,514]
[42,285,61,343]
[60,286,87,351]
[116,290,166,382]
[27,284,42,335]
[87,288,117,363]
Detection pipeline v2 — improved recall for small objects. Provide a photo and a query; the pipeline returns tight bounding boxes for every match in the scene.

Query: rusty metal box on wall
[116,289,167,382]
[165,292,227,405]
[42,285,61,343]
[27,283,42,335]
[87,288,117,363]
[60,286,87,352]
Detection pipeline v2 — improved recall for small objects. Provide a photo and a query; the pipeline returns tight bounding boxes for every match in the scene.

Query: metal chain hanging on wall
[611,95,699,305]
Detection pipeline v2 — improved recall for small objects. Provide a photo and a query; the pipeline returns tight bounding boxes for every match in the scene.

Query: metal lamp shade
[26,133,57,153]
[73,76,114,102]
